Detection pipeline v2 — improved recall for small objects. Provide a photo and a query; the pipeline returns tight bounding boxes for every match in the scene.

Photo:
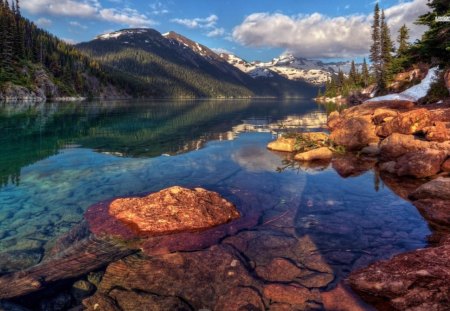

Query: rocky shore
[267,97,450,309]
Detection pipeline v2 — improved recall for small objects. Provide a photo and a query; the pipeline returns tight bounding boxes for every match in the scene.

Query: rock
[327,111,341,130]
[109,186,240,236]
[372,108,398,125]
[294,147,332,161]
[379,133,431,161]
[377,108,432,137]
[86,245,260,310]
[410,177,450,201]
[267,137,296,152]
[424,121,450,142]
[39,292,73,311]
[215,287,265,311]
[321,283,373,311]
[444,69,450,92]
[361,143,380,156]
[394,149,446,178]
[442,158,450,172]
[348,240,450,311]
[301,132,329,142]
[413,199,450,230]
[329,117,379,150]
[71,280,96,302]
[83,293,120,311]
[341,100,415,119]
[332,154,377,178]
[255,258,302,282]
[263,284,320,308]
[86,271,104,287]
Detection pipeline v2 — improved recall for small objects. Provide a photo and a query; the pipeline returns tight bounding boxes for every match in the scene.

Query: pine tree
[362,58,370,87]
[397,24,410,56]
[416,0,449,65]
[380,9,393,90]
[349,60,358,84]
[370,3,381,86]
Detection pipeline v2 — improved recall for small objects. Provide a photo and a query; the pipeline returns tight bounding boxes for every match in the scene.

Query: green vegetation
[282,132,346,154]
[322,0,449,102]
[0,0,120,98]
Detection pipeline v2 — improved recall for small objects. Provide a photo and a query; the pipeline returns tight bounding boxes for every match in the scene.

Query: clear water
[0,99,431,283]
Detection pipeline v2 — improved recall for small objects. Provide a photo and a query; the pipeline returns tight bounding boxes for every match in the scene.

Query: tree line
[322,0,449,99]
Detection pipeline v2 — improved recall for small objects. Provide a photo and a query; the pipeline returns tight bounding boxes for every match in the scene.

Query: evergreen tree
[370,3,382,86]
[349,60,358,84]
[397,24,410,56]
[380,9,393,90]
[361,58,370,87]
[415,0,450,65]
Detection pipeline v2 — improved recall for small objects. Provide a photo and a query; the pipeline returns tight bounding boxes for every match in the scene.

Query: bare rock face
[348,241,450,311]
[379,133,432,161]
[267,137,296,152]
[377,108,432,137]
[294,147,332,161]
[372,108,399,125]
[329,117,379,150]
[109,186,240,236]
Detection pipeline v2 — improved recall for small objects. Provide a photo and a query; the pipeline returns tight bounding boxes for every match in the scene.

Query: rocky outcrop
[376,108,431,137]
[109,186,240,236]
[349,239,450,311]
[410,177,450,201]
[267,132,329,153]
[329,116,379,150]
[267,137,296,152]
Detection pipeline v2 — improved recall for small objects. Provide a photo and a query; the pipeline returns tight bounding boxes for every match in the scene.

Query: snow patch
[367,67,439,102]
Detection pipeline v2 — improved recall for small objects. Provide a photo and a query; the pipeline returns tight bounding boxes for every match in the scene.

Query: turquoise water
[0,100,430,282]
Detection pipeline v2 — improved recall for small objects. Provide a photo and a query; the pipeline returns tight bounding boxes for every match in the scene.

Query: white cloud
[36,17,52,27]
[207,27,225,37]
[69,21,88,29]
[171,14,218,29]
[22,0,155,27]
[232,0,429,58]
[62,38,77,45]
[149,2,169,15]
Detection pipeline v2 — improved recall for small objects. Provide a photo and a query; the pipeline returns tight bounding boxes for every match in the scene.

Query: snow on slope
[219,52,358,85]
[367,67,439,102]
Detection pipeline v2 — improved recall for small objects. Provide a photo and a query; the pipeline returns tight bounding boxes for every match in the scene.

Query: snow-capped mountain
[220,53,361,85]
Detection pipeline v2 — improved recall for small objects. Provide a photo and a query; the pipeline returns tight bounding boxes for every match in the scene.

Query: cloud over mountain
[232,0,429,58]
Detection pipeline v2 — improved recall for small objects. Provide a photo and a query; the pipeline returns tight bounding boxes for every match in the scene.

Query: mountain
[220,53,362,85]
[0,2,129,101]
[77,29,317,98]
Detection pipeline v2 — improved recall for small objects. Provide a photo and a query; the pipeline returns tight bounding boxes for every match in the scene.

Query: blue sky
[20,0,429,61]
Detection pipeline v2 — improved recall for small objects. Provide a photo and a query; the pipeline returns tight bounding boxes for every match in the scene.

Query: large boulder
[377,108,432,137]
[413,199,450,230]
[349,240,450,311]
[442,158,450,172]
[267,137,296,152]
[379,133,431,160]
[109,186,240,236]
[410,177,450,201]
[424,121,450,142]
[444,69,450,92]
[329,117,379,150]
[294,147,332,162]
[393,149,447,178]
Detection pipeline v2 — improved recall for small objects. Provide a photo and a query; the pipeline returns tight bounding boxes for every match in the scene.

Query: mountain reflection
[0,99,326,188]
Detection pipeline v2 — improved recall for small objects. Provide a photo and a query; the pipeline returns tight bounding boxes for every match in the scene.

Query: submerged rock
[109,186,240,236]
[349,240,450,310]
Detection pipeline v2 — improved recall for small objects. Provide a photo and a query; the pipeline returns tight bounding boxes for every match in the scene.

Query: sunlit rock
[294,147,333,162]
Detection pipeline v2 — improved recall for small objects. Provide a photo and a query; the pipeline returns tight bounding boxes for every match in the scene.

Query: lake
[0,99,431,307]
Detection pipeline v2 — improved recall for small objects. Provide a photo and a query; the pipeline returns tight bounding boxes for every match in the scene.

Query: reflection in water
[0,99,431,309]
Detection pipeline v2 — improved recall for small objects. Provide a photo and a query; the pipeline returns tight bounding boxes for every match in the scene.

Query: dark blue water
[0,99,430,285]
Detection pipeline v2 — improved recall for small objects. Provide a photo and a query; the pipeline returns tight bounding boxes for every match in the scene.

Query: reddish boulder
[109,186,240,236]
[424,122,450,142]
[263,284,320,308]
[442,158,450,172]
[444,69,450,92]
[329,117,379,150]
[349,241,450,311]
[379,133,431,160]
[327,111,341,130]
[413,199,450,230]
[377,108,431,137]
[372,108,398,125]
[394,149,446,178]
[410,177,450,201]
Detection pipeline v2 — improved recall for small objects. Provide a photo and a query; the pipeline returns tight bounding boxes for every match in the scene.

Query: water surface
[0,99,430,287]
